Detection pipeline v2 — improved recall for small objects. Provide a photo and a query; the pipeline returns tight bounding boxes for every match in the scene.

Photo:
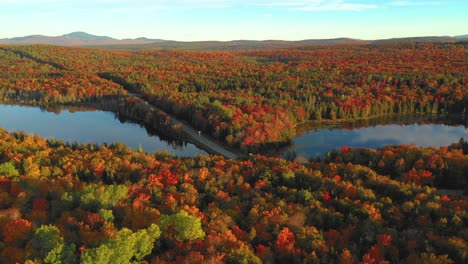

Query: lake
[282,115,468,159]
[2,104,467,159]
[0,104,207,156]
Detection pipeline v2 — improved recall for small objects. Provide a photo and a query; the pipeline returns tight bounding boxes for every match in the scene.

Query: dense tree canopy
[0,129,466,263]
[0,43,466,263]
[1,43,466,152]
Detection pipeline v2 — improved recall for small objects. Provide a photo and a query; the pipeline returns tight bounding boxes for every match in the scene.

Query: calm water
[283,117,468,159]
[0,104,207,156]
[2,104,467,159]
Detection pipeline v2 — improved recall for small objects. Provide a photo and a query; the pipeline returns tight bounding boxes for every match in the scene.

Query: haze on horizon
[0,0,466,41]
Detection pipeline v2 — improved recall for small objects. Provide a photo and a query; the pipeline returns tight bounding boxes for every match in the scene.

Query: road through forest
[126,92,240,159]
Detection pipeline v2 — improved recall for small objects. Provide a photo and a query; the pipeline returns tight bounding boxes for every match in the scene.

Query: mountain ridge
[62,31,114,41]
[0,32,466,49]
[0,32,167,46]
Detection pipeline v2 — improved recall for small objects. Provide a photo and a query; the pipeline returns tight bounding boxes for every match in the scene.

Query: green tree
[99,209,114,222]
[32,225,63,258]
[0,161,20,178]
[44,243,77,264]
[80,184,128,211]
[81,224,160,264]
[31,225,77,264]
[160,210,205,241]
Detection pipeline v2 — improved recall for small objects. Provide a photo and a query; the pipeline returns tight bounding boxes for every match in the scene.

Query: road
[179,121,239,159]
[127,92,240,159]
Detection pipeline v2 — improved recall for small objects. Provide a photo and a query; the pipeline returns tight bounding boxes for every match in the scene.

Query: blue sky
[0,0,466,40]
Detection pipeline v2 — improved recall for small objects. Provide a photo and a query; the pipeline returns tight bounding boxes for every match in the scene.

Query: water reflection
[356,124,467,146]
[283,115,468,159]
[0,104,207,156]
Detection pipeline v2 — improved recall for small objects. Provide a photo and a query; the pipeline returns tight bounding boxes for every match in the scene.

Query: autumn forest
[0,42,467,263]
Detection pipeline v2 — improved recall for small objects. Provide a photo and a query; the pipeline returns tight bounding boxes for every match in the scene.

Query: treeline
[324,142,468,191]
[0,47,125,104]
[0,129,467,263]
[117,96,186,143]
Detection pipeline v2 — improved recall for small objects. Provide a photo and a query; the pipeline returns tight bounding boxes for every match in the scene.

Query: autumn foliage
[1,43,466,152]
[0,129,466,263]
[0,42,466,263]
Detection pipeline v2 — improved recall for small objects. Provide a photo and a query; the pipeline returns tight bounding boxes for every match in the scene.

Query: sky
[0,0,466,41]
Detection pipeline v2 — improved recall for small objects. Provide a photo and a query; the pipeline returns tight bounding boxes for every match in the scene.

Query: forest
[0,43,466,152]
[0,129,466,263]
[0,43,467,263]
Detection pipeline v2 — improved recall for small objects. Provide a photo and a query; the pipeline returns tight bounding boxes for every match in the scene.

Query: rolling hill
[0,32,466,50]
[0,31,167,46]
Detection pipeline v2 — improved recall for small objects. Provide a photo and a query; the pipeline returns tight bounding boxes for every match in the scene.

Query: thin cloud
[254,0,378,11]
[0,0,63,2]
[297,3,377,11]
[1,0,376,11]
[389,1,441,6]
[0,0,232,8]
[255,0,323,7]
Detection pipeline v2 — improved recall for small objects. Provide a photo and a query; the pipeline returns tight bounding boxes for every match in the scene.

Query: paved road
[179,122,239,159]
[127,92,240,159]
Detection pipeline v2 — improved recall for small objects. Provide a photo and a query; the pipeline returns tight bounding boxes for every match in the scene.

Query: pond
[282,115,468,159]
[0,104,207,157]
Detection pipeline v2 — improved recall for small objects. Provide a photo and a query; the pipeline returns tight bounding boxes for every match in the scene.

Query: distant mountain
[87,38,371,51]
[298,38,370,45]
[0,32,168,46]
[0,32,465,49]
[373,36,459,44]
[98,36,462,51]
[62,31,113,41]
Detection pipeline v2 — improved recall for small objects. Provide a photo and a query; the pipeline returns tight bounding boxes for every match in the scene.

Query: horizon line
[1,31,466,42]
